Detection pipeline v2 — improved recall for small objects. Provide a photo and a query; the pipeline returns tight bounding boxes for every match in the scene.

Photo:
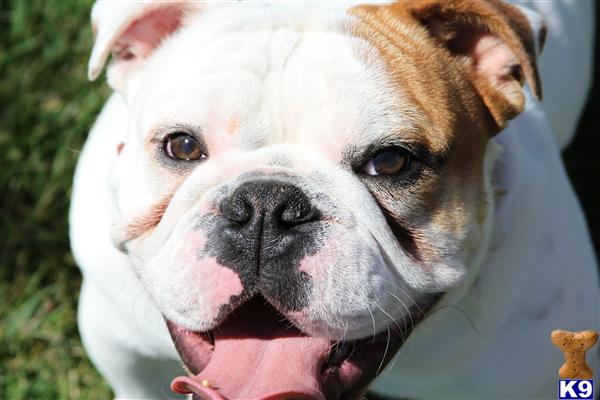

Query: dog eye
[164,133,206,161]
[363,148,409,176]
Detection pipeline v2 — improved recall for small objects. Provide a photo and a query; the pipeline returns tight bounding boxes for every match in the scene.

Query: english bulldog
[70,1,600,399]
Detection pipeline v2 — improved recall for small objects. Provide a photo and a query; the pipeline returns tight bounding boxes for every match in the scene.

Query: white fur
[371,92,600,398]
[510,0,595,149]
[107,2,436,338]
[71,1,598,399]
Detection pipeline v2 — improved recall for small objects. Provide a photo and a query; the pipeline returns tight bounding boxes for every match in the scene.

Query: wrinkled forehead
[133,3,420,162]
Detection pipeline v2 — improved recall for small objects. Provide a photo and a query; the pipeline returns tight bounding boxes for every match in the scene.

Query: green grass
[0,1,111,398]
[0,1,598,400]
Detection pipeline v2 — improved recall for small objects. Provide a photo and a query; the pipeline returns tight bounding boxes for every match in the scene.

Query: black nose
[220,180,319,233]
[211,179,323,311]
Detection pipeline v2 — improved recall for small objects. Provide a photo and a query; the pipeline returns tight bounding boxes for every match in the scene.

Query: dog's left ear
[88,0,203,95]
[406,0,545,128]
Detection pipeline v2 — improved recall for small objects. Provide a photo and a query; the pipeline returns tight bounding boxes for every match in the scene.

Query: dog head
[89,1,542,398]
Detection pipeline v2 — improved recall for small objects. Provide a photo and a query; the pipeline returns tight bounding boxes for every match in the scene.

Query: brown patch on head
[349,0,541,131]
[346,0,540,269]
[116,142,125,155]
[374,197,423,261]
[125,194,172,240]
[348,1,494,223]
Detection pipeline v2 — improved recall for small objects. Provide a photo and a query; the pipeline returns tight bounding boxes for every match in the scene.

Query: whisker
[429,304,481,335]
[383,289,416,365]
[110,276,135,307]
[67,147,83,155]
[374,301,403,333]
[329,320,349,352]
[367,306,377,344]
[131,291,144,333]
[383,280,424,315]
[385,289,414,331]
[374,300,405,377]
[384,343,404,375]
[375,325,390,376]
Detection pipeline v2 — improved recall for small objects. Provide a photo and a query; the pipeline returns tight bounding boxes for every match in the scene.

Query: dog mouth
[167,295,439,400]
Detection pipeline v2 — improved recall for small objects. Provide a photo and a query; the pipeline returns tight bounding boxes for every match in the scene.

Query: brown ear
[406,0,542,128]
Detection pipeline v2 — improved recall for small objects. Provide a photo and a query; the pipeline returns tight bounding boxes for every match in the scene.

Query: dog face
[90,1,541,398]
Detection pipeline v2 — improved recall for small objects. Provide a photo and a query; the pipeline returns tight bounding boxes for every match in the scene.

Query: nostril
[280,203,318,227]
[220,198,252,224]
[219,180,320,231]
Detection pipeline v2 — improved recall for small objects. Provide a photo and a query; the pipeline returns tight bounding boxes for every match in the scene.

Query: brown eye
[164,133,205,161]
[363,148,409,176]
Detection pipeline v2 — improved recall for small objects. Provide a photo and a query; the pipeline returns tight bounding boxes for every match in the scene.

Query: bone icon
[551,329,598,379]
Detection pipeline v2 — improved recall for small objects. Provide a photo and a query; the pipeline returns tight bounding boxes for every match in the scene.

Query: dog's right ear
[88,0,203,94]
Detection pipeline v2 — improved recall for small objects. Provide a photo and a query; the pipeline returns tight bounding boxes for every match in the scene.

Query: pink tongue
[173,299,331,400]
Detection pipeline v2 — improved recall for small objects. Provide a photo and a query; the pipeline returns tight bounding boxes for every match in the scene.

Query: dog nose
[219,180,319,233]
[214,179,322,310]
